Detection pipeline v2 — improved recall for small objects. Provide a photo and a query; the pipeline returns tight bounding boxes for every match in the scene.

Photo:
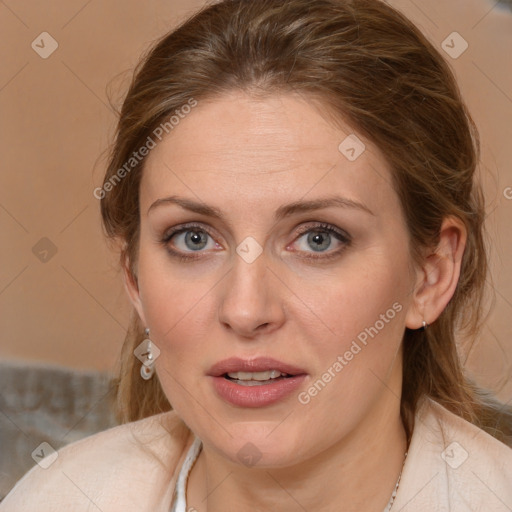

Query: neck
[186,391,407,512]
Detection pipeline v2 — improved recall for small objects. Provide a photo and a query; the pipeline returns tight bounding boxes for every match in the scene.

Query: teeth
[227,370,287,381]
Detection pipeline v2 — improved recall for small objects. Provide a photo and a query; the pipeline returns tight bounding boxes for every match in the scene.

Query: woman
[2,0,511,510]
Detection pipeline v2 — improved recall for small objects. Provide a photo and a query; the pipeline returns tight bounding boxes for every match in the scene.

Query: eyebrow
[147,194,375,220]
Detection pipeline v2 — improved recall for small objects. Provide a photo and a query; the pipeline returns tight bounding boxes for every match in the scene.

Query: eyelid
[161,221,350,239]
[294,221,350,240]
[161,221,219,241]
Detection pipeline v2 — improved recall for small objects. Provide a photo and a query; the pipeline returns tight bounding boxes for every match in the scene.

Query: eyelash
[160,222,351,263]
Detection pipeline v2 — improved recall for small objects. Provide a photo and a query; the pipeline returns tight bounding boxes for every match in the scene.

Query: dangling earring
[135,328,158,380]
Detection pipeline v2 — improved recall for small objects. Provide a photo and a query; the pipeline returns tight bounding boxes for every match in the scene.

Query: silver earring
[140,328,155,380]
[421,320,429,331]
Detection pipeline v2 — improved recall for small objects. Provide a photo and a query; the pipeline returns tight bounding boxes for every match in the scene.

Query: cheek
[290,252,408,350]
[291,285,405,431]
[135,245,225,379]
[290,255,408,412]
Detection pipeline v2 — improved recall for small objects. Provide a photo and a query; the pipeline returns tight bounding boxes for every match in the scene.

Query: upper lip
[208,357,307,377]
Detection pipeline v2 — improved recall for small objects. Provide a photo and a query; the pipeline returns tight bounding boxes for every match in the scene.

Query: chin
[213,425,309,469]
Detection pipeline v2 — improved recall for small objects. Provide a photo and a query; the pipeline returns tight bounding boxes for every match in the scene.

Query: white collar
[170,436,202,512]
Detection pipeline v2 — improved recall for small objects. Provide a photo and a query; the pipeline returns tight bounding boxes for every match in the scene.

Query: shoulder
[0,410,194,512]
[423,397,512,474]
[394,397,512,511]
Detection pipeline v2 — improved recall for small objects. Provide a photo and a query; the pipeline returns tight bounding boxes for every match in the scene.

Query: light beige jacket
[1,397,511,511]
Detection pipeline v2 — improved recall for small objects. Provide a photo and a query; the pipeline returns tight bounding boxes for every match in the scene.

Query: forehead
[140,91,399,220]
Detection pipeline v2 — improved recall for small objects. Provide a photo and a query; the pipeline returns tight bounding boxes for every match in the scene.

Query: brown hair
[101,0,512,445]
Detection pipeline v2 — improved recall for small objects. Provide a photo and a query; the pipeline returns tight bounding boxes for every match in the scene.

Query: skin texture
[124,91,466,511]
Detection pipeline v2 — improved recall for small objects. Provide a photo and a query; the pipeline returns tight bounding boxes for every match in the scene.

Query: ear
[122,251,147,327]
[405,216,467,330]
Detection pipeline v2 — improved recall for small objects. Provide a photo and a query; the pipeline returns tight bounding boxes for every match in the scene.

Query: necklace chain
[382,451,408,512]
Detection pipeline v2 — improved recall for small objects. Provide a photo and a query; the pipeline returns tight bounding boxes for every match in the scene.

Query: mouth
[208,357,308,407]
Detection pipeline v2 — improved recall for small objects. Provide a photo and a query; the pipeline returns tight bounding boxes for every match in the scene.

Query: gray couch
[0,360,118,501]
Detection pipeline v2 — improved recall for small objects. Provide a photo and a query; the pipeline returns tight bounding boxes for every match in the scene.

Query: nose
[217,248,286,339]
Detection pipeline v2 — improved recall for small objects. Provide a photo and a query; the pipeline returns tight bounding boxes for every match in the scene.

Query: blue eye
[293,223,351,259]
[175,230,211,251]
[161,223,216,257]
[299,230,334,252]
[161,222,351,262]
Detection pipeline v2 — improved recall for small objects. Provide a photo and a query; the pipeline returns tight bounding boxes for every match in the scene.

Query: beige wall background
[0,0,511,402]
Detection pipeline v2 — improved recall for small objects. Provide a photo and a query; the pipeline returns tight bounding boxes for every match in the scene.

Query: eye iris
[307,231,330,252]
[185,230,208,251]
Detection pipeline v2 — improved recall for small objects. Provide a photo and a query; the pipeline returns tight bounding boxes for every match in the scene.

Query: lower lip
[210,375,307,408]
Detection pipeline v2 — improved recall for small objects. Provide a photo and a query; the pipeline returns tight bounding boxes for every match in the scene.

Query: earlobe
[122,255,147,326]
[405,216,467,330]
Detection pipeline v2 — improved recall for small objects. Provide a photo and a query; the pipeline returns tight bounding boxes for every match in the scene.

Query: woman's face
[127,91,422,467]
